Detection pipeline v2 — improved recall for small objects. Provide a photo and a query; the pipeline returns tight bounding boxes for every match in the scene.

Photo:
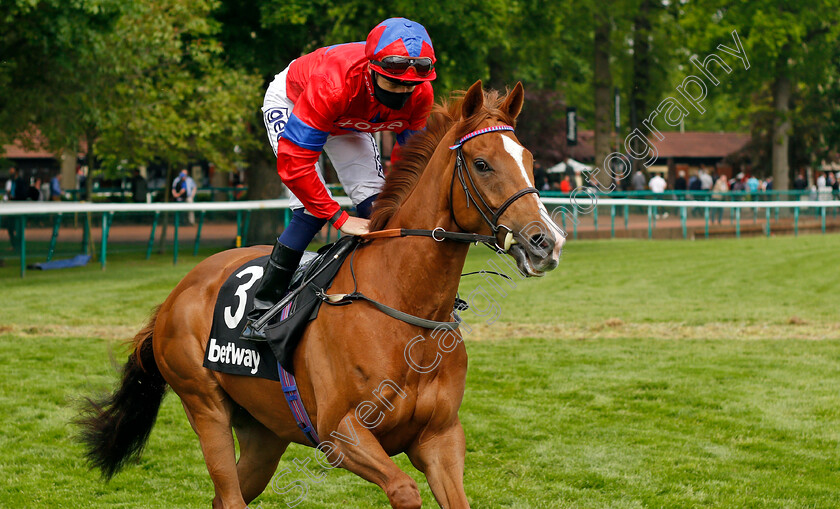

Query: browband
[449,125,515,149]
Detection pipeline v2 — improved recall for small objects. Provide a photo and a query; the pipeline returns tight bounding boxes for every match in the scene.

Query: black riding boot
[240,241,304,341]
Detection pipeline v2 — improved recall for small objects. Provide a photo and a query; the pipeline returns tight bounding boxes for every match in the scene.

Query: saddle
[203,237,357,378]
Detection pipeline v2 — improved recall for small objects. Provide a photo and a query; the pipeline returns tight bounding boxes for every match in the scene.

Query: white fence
[1,197,839,277]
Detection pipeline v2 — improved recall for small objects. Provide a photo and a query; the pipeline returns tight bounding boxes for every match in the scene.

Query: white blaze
[500,134,565,242]
[501,134,532,187]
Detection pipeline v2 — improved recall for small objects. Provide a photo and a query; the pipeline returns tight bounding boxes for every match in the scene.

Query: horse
[77,80,563,509]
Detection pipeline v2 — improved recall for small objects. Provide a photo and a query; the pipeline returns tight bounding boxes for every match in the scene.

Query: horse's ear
[502,81,525,120]
[461,80,484,120]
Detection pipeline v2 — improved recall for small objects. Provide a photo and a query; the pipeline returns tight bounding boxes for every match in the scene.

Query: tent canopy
[546,158,592,174]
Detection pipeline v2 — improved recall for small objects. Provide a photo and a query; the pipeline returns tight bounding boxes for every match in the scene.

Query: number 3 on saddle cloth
[203,237,357,380]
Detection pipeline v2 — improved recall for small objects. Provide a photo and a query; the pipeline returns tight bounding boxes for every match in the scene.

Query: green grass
[0,235,839,508]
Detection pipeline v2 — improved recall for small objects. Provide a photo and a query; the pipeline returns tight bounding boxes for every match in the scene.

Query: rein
[318,240,462,331]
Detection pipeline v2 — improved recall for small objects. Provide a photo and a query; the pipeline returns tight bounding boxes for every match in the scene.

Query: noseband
[448,125,539,251]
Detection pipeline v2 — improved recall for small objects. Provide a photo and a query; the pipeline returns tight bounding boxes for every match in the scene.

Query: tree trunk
[84,130,96,256]
[245,151,285,245]
[59,146,77,195]
[772,74,791,190]
[158,162,174,254]
[593,14,613,187]
[631,0,652,179]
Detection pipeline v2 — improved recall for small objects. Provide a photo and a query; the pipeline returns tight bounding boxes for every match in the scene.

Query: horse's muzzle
[509,230,562,277]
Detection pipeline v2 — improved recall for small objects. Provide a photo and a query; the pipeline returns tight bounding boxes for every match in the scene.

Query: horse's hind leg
[407,420,470,509]
[329,415,422,509]
[231,408,289,505]
[179,390,246,509]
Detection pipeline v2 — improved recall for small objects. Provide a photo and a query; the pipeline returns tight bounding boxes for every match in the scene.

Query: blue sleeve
[282,114,330,152]
[396,129,422,147]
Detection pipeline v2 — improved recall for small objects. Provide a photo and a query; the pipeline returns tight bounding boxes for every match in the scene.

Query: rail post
[193,211,206,256]
[765,208,770,237]
[146,211,160,259]
[19,215,26,278]
[173,211,180,265]
[47,213,62,262]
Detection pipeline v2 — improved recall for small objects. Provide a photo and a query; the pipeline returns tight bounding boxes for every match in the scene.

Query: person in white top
[649,173,669,219]
[649,174,667,193]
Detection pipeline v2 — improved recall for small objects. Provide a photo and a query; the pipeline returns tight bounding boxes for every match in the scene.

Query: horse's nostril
[529,233,554,254]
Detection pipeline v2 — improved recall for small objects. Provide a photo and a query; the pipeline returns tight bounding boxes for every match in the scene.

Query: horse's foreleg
[407,419,470,509]
[232,410,289,505]
[330,415,422,509]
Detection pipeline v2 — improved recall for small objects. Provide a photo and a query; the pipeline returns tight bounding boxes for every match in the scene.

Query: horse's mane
[369,88,517,231]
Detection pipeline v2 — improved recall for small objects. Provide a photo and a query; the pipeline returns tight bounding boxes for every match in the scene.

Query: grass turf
[0,235,838,507]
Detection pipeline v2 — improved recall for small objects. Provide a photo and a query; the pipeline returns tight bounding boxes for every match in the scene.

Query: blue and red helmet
[366,18,436,82]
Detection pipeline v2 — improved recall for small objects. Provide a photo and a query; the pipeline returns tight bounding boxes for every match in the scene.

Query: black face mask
[372,72,414,110]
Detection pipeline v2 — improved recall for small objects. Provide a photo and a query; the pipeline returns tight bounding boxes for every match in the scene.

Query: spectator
[711,174,729,224]
[816,171,832,201]
[688,172,701,192]
[130,169,148,203]
[816,171,827,196]
[76,166,88,201]
[172,168,197,224]
[649,173,668,219]
[674,170,687,192]
[559,174,573,193]
[38,177,50,201]
[764,176,774,192]
[24,176,41,201]
[11,169,28,201]
[533,161,547,191]
[232,171,247,200]
[49,172,62,201]
[688,171,703,217]
[649,173,667,193]
[793,170,808,191]
[730,172,745,192]
[631,170,646,191]
[699,167,713,190]
[4,167,17,201]
[746,173,760,195]
[830,172,839,199]
[573,170,584,189]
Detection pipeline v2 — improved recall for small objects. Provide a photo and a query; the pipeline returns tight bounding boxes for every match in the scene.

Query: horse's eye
[474,159,492,173]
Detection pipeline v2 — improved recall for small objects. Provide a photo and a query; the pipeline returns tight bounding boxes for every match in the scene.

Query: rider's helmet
[365,18,436,82]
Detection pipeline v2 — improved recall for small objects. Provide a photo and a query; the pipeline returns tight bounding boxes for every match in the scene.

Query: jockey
[241,17,437,340]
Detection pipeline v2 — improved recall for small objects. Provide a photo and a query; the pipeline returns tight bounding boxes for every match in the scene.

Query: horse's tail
[76,305,168,479]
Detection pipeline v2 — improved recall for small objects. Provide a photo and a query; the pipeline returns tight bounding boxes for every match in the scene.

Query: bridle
[447,124,539,252]
[361,124,539,253]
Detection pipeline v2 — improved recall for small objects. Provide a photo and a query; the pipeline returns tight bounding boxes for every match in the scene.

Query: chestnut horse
[77,80,563,508]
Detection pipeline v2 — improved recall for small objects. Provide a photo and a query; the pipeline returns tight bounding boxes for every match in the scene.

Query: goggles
[371,56,435,77]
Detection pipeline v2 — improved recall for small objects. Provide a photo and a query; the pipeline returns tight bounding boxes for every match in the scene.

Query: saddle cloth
[203,237,356,379]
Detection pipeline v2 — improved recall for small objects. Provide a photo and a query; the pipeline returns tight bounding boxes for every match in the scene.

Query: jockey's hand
[339,216,370,236]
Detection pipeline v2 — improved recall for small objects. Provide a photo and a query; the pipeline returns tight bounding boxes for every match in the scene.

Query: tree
[592,6,613,186]
[680,0,840,189]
